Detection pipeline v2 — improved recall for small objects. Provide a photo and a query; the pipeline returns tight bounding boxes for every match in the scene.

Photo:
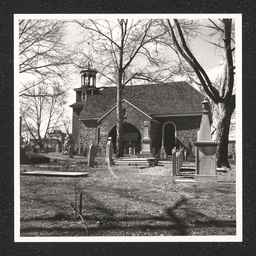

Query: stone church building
[70,67,204,157]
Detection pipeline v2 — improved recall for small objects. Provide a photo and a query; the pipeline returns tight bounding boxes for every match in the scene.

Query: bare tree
[20,82,67,150]
[19,19,74,96]
[164,19,235,168]
[75,19,173,157]
[57,114,72,135]
[19,19,76,148]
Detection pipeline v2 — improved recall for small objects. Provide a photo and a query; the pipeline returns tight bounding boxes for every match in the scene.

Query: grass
[20,153,236,237]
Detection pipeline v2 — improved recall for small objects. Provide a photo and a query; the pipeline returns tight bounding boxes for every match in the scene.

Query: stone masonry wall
[72,109,82,146]
[98,102,152,154]
[72,104,201,156]
[150,121,162,154]
[75,121,97,156]
[156,116,201,155]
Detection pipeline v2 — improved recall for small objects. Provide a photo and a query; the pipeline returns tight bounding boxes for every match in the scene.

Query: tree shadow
[20,194,236,236]
[164,197,189,235]
[20,177,236,236]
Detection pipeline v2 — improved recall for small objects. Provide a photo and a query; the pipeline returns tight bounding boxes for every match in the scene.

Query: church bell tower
[80,62,97,91]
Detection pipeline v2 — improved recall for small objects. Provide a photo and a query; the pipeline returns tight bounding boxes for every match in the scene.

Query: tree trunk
[38,137,43,152]
[116,80,123,158]
[215,97,235,168]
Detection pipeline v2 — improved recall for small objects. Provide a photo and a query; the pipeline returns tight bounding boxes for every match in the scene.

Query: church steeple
[80,61,97,88]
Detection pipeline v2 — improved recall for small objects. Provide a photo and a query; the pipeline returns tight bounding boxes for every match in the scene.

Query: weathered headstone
[82,147,87,157]
[184,149,187,162]
[160,146,167,160]
[68,145,74,158]
[105,137,114,165]
[172,147,177,176]
[194,98,218,182]
[88,144,98,167]
[152,147,156,157]
[157,149,160,159]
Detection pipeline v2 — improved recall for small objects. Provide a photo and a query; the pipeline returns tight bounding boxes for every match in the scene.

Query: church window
[123,108,127,117]
[81,91,87,101]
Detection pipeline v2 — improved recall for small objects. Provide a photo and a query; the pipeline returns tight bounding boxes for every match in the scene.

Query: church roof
[77,82,204,120]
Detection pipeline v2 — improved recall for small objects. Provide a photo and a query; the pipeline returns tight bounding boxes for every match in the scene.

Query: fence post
[172,148,176,176]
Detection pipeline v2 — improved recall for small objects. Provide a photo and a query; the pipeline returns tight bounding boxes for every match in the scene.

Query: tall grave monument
[194,98,218,182]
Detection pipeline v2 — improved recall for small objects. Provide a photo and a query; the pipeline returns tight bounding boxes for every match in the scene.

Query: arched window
[81,91,87,101]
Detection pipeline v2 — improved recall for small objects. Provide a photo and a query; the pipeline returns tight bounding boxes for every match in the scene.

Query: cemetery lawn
[20,155,236,237]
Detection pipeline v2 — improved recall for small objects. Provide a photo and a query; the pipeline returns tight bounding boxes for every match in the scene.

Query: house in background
[30,130,66,152]
[45,130,66,152]
[70,67,204,157]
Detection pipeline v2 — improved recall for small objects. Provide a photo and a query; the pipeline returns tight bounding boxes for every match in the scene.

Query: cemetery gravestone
[194,98,218,182]
[172,147,177,176]
[141,121,151,156]
[105,137,114,165]
[88,144,98,167]
[68,145,74,158]
[68,137,74,158]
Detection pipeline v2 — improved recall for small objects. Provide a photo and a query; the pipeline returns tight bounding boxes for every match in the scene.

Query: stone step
[180,166,196,170]
[173,174,195,183]
[179,166,226,172]
[178,173,195,177]
[174,179,195,183]
[116,163,150,167]
[116,157,158,167]
[118,157,157,161]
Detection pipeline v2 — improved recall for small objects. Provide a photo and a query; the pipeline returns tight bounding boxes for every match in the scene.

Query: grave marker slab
[106,137,114,165]
[88,144,98,167]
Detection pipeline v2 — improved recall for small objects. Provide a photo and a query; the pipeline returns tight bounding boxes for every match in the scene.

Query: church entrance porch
[108,123,142,156]
[163,122,176,156]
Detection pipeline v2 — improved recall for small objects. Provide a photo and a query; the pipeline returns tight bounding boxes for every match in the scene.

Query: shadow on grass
[164,196,236,235]
[164,197,189,235]
[193,219,236,228]
[20,196,236,236]
[216,186,236,194]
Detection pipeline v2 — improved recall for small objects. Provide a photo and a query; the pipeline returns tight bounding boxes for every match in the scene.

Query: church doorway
[163,122,176,156]
[108,123,141,155]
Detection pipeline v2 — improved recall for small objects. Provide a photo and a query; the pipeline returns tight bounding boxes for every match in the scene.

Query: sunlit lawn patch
[20,156,236,236]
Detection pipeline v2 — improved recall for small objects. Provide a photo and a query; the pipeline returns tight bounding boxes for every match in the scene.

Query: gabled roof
[97,99,154,122]
[77,82,204,120]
